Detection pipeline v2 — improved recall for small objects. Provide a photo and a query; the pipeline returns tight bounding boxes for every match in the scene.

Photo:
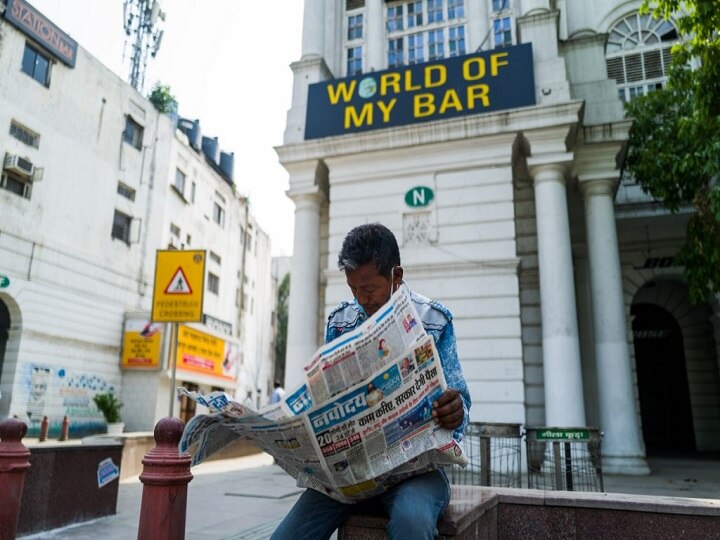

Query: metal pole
[168,323,178,417]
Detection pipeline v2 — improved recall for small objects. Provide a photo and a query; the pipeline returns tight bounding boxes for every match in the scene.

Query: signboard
[0,275,9,289]
[305,43,535,140]
[121,320,162,370]
[5,0,78,67]
[176,325,238,382]
[535,429,590,441]
[151,250,206,322]
[405,186,434,208]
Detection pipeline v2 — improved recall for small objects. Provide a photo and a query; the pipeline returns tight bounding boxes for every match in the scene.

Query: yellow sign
[152,250,206,322]
[176,325,238,382]
[121,320,162,369]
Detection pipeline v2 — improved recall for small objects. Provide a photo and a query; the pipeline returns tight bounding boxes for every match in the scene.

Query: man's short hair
[338,223,401,276]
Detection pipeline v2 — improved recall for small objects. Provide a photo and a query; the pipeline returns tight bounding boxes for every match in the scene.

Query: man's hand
[431,389,464,430]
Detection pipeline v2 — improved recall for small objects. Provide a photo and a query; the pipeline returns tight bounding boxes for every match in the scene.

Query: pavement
[18,453,720,540]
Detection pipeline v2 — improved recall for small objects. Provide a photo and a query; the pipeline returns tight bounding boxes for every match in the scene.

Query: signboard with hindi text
[176,325,238,383]
[151,250,206,322]
[305,43,535,140]
[121,320,162,370]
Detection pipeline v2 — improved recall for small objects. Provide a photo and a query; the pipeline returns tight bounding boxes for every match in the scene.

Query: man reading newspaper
[271,223,471,540]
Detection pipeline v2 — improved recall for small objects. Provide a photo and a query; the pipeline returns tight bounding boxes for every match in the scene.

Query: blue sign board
[305,43,535,140]
[5,0,78,67]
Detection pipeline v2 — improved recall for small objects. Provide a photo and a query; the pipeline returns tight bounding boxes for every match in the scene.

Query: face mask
[389,266,398,299]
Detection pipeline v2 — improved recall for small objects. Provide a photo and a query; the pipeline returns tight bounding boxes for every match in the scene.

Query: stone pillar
[285,174,326,389]
[530,163,586,427]
[137,417,193,540]
[365,0,385,72]
[580,177,650,474]
[0,418,31,540]
[301,0,324,59]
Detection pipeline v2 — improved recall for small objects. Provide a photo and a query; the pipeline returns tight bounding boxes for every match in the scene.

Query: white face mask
[389,266,398,299]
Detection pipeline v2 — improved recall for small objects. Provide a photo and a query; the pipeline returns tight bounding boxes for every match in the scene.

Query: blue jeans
[270,469,450,540]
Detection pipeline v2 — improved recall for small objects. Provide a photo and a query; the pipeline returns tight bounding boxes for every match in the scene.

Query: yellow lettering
[344,103,373,128]
[376,99,397,123]
[414,94,436,117]
[462,58,486,81]
[439,89,463,114]
[327,81,357,105]
[380,73,401,96]
[467,84,490,109]
[490,52,510,76]
[425,65,446,88]
[404,70,421,91]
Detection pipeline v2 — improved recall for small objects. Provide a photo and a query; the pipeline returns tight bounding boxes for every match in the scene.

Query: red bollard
[39,416,49,442]
[59,416,70,441]
[0,418,32,540]
[137,417,193,540]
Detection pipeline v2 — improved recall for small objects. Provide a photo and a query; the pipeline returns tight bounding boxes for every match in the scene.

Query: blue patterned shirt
[325,287,471,441]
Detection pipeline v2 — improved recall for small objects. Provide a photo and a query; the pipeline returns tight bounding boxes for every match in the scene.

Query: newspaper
[178,285,467,503]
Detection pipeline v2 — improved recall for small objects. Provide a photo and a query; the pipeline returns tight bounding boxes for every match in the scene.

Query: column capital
[528,157,573,187]
[286,185,326,207]
[578,176,617,198]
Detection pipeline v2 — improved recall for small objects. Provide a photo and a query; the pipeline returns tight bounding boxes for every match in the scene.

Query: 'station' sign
[151,250,206,323]
[305,43,535,140]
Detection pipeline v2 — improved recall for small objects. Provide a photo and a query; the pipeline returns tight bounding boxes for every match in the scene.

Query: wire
[476,0,509,52]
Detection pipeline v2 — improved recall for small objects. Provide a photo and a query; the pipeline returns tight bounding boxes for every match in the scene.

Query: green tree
[274,273,290,382]
[624,0,720,303]
[148,82,178,115]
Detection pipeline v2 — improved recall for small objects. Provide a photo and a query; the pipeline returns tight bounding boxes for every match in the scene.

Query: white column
[365,0,385,72]
[301,0,325,59]
[531,164,586,427]
[285,189,323,390]
[581,178,650,474]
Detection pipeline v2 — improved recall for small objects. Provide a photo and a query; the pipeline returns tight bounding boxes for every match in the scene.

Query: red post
[137,417,193,540]
[39,416,49,442]
[0,418,32,540]
[59,416,70,441]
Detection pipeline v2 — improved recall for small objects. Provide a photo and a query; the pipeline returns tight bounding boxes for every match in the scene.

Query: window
[212,202,225,227]
[493,17,512,48]
[123,116,144,150]
[209,251,221,265]
[348,14,363,40]
[190,181,196,203]
[492,0,509,11]
[117,182,136,201]
[605,13,679,103]
[111,210,132,244]
[186,233,192,245]
[170,223,181,237]
[347,46,363,76]
[385,1,466,67]
[208,272,220,294]
[10,121,39,148]
[174,168,186,195]
[408,33,425,64]
[1,172,32,199]
[449,26,465,56]
[21,44,50,86]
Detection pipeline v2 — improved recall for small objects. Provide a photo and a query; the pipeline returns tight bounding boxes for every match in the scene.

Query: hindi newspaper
[178,285,467,503]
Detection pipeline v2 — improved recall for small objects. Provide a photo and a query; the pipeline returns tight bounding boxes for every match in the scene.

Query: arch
[0,293,23,418]
[624,276,720,452]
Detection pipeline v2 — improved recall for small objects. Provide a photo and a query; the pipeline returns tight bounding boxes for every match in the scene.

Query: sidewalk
[19,453,720,540]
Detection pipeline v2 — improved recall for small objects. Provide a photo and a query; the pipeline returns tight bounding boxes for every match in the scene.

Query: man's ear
[394,266,404,284]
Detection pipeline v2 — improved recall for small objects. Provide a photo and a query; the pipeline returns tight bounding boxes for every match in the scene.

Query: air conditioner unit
[3,154,34,177]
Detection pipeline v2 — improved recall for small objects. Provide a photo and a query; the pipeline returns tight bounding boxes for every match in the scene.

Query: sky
[29,0,304,256]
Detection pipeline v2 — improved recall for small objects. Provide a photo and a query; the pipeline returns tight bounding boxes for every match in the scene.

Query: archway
[0,299,9,389]
[631,303,695,454]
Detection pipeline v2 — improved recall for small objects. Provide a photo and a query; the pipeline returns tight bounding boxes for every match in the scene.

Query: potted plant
[93,392,124,434]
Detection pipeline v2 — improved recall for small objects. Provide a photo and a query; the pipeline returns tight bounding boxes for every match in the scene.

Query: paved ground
[19,453,720,539]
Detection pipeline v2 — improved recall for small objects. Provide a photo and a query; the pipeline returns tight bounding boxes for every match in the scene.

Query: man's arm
[431,321,471,440]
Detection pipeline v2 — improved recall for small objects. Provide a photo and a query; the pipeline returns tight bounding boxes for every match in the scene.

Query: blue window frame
[388,38,404,67]
[347,46,363,75]
[21,44,50,86]
[493,17,512,48]
[448,0,464,19]
[348,14,363,40]
[449,26,465,56]
[387,5,404,32]
[407,1,423,28]
[408,33,425,64]
[429,29,445,60]
[428,0,443,23]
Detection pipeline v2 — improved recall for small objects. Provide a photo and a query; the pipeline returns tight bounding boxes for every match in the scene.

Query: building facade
[278,0,720,474]
[0,0,274,434]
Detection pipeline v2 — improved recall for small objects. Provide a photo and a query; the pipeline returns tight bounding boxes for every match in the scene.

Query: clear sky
[28,0,303,256]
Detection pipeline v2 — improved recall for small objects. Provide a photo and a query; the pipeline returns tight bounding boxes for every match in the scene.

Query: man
[271,223,470,540]
[269,380,286,404]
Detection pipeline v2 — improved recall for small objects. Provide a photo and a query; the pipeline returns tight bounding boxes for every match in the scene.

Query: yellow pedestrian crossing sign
[152,250,206,322]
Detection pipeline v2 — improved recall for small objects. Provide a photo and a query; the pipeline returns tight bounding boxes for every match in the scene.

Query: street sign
[404,186,434,208]
[151,250,206,322]
[0,275,9,288]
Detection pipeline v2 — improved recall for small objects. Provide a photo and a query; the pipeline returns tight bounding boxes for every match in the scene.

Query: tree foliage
[148,82,178,114]
[625,0,720,303]
[274,273,290,382]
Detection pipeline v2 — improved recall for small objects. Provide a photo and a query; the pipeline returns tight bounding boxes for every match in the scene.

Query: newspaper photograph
[178,285,467,502]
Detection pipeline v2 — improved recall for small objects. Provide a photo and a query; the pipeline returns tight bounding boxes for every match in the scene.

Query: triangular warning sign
[164,267,193,295]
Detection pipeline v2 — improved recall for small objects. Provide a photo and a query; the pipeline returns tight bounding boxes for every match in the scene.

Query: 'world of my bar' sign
[304,43,535,140]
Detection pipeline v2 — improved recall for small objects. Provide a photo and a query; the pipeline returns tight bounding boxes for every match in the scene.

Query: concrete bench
[338,485,720,539]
